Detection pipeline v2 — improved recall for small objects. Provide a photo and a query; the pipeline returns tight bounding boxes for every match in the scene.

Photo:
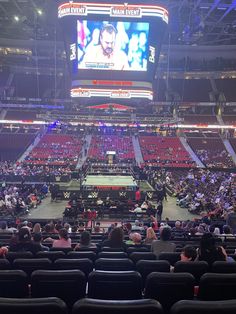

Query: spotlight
[14,16,19,22]
[37,9,43,15]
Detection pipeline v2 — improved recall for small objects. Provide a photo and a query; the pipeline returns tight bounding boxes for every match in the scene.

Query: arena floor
[24,195,201,221]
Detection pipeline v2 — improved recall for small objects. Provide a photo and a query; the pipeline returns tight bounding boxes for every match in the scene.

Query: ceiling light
[14,16,19,22]
[37,9,43,15]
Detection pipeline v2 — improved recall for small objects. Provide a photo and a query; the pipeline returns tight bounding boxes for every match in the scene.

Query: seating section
[139,136,195,167]
[187,138,235,168]
[183,115,218,125]
[169,79,212,102]
[88,135,135,162]
[229,139,236,155]
[5,110,38,121]
[12,73,54,99]
[215,78,236,102]
[222,115,236,124]
[0,133,36,161]
[24,133,82,166]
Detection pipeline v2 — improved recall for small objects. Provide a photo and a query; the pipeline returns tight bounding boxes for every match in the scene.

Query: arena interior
[0,0,236,312]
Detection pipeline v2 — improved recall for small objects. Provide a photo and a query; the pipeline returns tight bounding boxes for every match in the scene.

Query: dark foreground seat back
[171,299,236,314]
[72,298,163,314]
[54,258,93,277]
[144,272,195,312]
[0,270,28,298]
[88,270,142,300]
[198,273,236,301]
[211,261,236,273]
[31,269,86,307]
[136,260,170,287]
[95,258,135,271]
[0,297,67,314]
[174,261,208,284]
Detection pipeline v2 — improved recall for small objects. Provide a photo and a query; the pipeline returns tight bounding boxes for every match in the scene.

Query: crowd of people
[1,218,236,268]
[0,184,47,217]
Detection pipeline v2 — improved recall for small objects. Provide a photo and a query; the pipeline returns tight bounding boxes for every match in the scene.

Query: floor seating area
[139,136,195,167]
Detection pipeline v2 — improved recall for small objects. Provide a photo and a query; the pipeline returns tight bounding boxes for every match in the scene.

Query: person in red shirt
[135,188,141,203]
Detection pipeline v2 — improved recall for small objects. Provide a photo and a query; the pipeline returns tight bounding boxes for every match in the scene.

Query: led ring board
[58,1,168,100]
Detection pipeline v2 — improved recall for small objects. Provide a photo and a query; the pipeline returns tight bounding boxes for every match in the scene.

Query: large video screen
[77,21,149,71]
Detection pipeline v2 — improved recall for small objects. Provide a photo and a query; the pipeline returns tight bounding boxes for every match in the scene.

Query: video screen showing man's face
[100,29,116,56]
[77,21,150,71]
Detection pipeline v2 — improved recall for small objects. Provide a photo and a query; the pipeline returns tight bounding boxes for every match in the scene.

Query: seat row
[1,297,236,314]
[1,269,236,311]
[2,257,236,285]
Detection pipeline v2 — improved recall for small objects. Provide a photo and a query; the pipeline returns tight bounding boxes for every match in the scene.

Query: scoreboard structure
[58,1,168,100]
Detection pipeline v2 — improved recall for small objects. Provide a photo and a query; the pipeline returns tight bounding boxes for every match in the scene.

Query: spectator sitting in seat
[0,221,13,234]
[9,227,43,254]
[102,227,127,250]
[52,228,71,248]
[197,233,227,266]
[144,226,157,244]
[32,233,49,251]
[126,232,143,246]
[181,245,197,261]
[74,230,97,250]
[151,227,176,258]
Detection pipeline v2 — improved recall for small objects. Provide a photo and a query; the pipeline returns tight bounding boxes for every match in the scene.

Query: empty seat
[98,252,128,259]
[6,252,33,263]
[136,260,170,287]
[211,261,236,273]
[95,258,135,271]
[144,272,195,312]
[174,261,208,284]
[171,299,236,314]
[36,251,66,262]
[31,269,86,307]
[198,273,236,300]
[54,258,93,277]
[0,297,67,314]
[158,253,180,266]
[0,259,11,270]
[0,270,28,298]
[13,258,52,278]
[75,247,98,253]
[67,251,97,262]
[101,247,124,252]
[129,252,156,264]
[88,270,142,300]
[73,298,163,314]
[127,247,150,254]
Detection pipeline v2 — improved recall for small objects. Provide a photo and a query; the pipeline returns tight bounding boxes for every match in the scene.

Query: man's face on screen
[100,30,115,55]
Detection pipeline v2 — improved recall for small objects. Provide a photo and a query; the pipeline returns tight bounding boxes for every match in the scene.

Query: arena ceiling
[0,0,235,45]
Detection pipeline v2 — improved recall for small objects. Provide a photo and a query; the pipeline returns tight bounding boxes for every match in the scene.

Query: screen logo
[70,43,76,61]
[110,5,141,18]
[58,4,87,18]
[149,46,155,63]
